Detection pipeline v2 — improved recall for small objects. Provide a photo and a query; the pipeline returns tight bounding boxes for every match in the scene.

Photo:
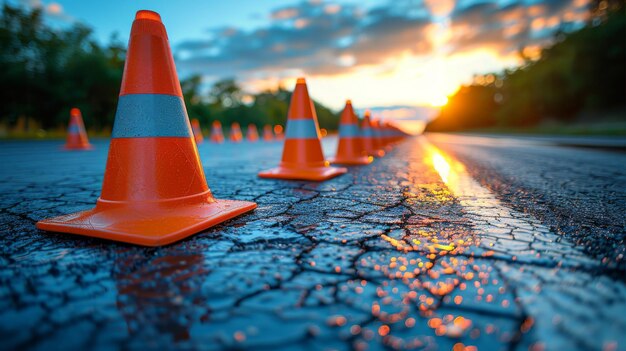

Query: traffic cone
[274,125,284,140]
[258,78,347,181]
[64,108,93,150]
[371,117,388,152]
[229,122,243,142]
[375,119,391,149]
[262,124,274,141]
[382,121,393,146]
[247,124,259,142]
[393,123,408,142]
[191,119,204,144]
[36,10,256,246]
[210,120,224,143]
[384,121,403,145]
[329,100,372,165]
[361,111,385,157]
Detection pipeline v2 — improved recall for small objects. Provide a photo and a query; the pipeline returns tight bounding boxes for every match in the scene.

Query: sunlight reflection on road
[417,137,623,350]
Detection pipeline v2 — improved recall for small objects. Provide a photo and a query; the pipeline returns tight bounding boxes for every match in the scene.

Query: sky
[14,0,591,127]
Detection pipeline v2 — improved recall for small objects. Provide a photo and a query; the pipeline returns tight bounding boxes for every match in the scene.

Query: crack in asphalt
[0,137,624,351]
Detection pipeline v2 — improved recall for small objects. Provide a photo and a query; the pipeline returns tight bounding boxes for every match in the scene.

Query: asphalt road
[0,134,624,351]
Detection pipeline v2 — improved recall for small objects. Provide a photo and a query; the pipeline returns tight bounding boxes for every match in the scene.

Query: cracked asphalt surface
[0,134,624,351]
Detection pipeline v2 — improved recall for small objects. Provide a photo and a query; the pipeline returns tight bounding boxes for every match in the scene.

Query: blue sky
[12,0,591,125]
[17,0,375,43]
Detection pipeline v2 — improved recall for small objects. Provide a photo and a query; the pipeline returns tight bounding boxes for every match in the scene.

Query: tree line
[0,4,338,135]
[426,2,625,132]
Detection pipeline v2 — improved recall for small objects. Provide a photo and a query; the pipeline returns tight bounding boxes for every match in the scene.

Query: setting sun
[429,95,449,107]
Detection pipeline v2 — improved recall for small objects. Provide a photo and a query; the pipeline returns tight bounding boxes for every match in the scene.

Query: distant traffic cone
[262,124,274,141]
[191,119,204,144]
[64,108,93,150]
[375,119,391,150]
[247,124,259,142]
[258,78,347,181]
[229,122,243,142]
[362,111,385,157]
[36,10,256,246]
[329,100,372,165]
[384,121,403,145]
[371,118,388,151]
[210,120,224,143]
[393,124,408,142]
[274,125,284,140]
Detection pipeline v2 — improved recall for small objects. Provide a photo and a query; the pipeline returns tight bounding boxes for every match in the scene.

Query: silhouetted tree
[426,6,625,132]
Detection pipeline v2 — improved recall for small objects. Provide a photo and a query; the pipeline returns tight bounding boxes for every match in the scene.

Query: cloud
[424,0,455,17]
[176,0,431,79]
[19,0,75,23]
[448,0,590,55]
[175,0,592,108]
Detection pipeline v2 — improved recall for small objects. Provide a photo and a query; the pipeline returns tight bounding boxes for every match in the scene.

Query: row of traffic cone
[258,78,408,181]
[36,10,408,247]
[330,102,405,165]
[63,111,289,149]
[193,120,284,144]
[62,104,402,153]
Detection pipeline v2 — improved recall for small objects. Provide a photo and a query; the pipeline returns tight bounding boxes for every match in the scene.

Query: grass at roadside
[0,130,111,140]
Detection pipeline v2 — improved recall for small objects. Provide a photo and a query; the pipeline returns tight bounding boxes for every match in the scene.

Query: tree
[0,4,125,130]
[426,6,625,132]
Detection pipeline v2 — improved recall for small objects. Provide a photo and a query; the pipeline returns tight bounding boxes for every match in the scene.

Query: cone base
[258,165,347,181]
[328,155,373,166]
[63,144,93,151]
[36,198,256,247]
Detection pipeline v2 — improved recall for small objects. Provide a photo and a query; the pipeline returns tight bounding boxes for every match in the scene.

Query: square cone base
[258,165,347,181]
[36,199,257,247]
[328,156,373,166]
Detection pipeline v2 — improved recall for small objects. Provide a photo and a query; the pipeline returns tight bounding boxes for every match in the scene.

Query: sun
[429,95,449,107]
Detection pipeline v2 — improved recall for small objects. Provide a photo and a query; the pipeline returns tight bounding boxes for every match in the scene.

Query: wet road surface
[0,134,624,351]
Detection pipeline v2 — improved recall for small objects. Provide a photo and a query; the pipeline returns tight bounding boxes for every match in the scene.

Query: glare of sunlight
[429,95,449,107]
[421,140,467,187]
[432,153,451,183]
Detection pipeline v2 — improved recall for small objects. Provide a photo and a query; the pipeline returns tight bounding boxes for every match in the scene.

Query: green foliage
[0,4,339,134]
[0,4,124,130]
[426,7,625,132]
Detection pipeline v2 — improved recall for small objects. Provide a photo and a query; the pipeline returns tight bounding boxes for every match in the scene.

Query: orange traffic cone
[392,123,408,142]
[258,78,347,181]
[191,119,204,144]
[362,111,385,157]
[229,122,243,142]
[274,125,284,140]
[371,117,387,152]
[374,119,391,150]
[210,120,224,143]
[64,108,93,150]
[247,124,259,142]
[329,100,372,165]
[262,124,274,141]
[36,10,256,246]
[383,121,403,145]
[380,120,390,146]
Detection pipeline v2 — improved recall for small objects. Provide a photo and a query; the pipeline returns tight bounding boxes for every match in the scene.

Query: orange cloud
[46,2,62,15]
[424,0,455,17]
